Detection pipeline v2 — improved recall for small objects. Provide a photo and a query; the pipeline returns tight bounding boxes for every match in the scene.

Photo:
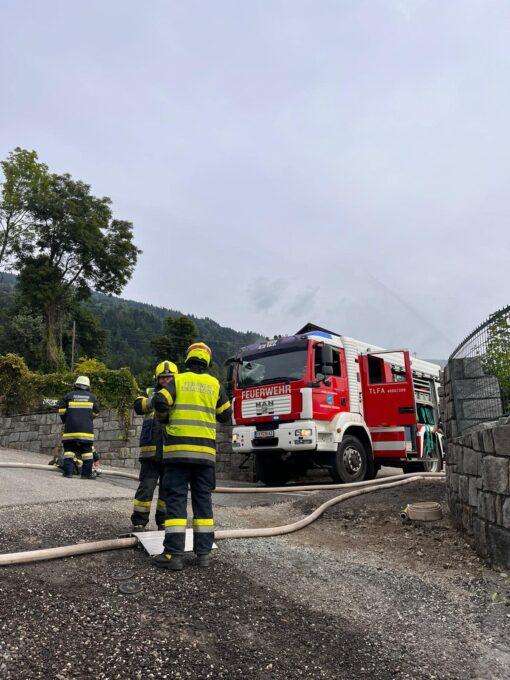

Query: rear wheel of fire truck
[404,454,443,474]
[402,461,424,474]
[255,452,291,486]
[403,444,444,474]
[422,457,443,473]
[421,439,443,472]
[330,436,374,484]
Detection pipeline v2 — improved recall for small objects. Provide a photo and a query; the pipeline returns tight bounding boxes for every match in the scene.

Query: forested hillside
[88,292,261,374]
[0,272,261,377]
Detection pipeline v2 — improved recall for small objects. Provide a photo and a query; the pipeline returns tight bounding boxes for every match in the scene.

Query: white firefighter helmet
[75,375,90,389]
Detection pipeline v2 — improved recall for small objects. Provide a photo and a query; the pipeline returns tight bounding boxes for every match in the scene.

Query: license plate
[254,430,275,439]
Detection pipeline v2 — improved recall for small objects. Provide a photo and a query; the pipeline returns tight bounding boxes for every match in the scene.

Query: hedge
[0,354,139,432]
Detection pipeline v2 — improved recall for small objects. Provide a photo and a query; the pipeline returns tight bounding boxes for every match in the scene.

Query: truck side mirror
[225,363,235,400]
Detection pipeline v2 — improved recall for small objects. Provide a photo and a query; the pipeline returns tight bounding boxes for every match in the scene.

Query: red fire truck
[227,323,443,485]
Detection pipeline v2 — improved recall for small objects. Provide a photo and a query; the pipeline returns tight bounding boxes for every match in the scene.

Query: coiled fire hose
[0,462,444,566]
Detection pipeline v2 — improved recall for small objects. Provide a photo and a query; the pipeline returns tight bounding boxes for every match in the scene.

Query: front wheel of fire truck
[330,436,374,484]
[255,452,291,486]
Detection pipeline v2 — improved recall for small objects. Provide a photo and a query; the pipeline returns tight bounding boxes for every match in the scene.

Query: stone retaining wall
[446,424,510,568]
[443,359,503,438]
[441,365,510,568]
[0,410,253,481]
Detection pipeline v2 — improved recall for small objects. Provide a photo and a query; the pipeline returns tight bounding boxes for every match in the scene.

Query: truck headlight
[232,433,240,446]
[295,428,312,437]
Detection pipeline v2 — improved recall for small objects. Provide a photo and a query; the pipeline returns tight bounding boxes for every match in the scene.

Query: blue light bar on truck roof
[303,330,334,340]
[295,323,342,338]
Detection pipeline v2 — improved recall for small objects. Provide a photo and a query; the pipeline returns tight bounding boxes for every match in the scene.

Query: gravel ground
[1,450,509,679]
[220,483,510,679]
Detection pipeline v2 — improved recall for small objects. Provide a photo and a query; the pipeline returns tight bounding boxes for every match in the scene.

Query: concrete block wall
[0,410,253,481]
[216,424,256,482]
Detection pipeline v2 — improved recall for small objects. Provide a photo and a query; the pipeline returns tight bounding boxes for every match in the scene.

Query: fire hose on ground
[0,462,445,566]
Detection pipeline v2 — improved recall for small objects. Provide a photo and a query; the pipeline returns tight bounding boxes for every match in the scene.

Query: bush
[0,354,38,415]
[74,357,108,373]
[0,353,139,434]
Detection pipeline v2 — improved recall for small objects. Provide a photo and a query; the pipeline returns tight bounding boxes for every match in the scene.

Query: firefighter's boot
[196,553,211,568]
[152,553,184,571]
[62,455,74,478]
[81,458,93,479]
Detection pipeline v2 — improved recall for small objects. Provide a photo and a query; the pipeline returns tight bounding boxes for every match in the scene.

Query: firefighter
[57,376,99,479]
[131,360,178,531]
[152,342,232,571]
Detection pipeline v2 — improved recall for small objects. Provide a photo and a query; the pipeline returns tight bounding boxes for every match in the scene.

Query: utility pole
[71,320,76,371]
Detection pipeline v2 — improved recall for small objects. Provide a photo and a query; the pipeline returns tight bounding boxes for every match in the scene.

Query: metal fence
[448,305,510,433]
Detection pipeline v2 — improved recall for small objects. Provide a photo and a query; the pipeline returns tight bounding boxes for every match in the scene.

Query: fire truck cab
[227,323,443,485]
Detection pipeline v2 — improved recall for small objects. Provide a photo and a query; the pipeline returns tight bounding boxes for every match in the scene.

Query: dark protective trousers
[62,440,93,478]
[131,459,167,527]
[162,463,215,556]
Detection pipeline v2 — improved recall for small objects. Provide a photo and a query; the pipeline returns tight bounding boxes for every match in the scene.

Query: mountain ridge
[0,272,446,370]
[0,271,262,374]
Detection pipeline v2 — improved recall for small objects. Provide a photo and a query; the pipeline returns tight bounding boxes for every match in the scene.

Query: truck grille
[241,395,292,419]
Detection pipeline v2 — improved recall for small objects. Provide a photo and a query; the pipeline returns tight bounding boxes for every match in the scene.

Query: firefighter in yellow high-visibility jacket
[152,343,232,571]
[131,360,178,531]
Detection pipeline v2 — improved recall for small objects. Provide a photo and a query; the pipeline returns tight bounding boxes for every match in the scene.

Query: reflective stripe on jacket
[157,370,231,465]
[57,389,99,442]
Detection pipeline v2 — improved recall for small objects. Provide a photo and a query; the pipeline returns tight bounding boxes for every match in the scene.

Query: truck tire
[402,461,424,474]
[255,452,291,486]
[330,435,374,483]
[424,456,443,473]
[366,461,381,480]
[403,456,443,474]
[405,435,444,474]
[421,442,444,472]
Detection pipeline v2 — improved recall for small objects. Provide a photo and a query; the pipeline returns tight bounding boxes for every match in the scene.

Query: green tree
[62,304,107,365]
[483,313,510,408]
[151,315,197,368]
[0,292,44,370]
[8,155,140,368]
[0,148,47,271]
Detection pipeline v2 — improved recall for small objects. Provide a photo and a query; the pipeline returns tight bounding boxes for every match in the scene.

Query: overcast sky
[1,0,509,358]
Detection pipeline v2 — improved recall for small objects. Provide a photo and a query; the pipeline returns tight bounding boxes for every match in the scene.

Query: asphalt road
[0,446,400,510]
[0,447,306,510]
[0,449,135,508]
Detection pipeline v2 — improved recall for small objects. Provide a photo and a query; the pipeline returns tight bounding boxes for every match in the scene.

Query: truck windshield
[237,350,307,388]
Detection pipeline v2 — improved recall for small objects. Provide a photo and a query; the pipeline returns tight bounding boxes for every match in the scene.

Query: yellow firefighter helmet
[154,360,178,379]
[185,342,212,367]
